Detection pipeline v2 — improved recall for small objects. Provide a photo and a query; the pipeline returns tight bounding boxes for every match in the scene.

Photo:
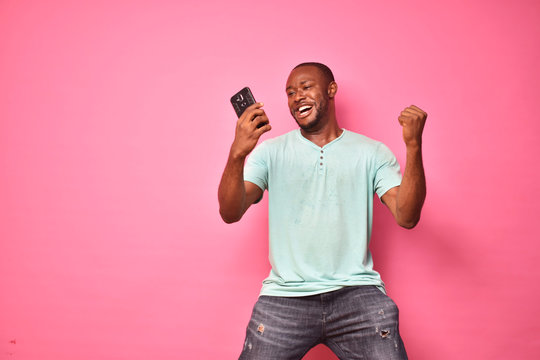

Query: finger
[238,102,264,120]
[399,111,415,120]
[399,114,411,120]
[240,107,265,124]
[255,122,272,136]
[240,102,263,111]
[401,109,425,122]
[252,113,269,127]
[406,105,427,118]
[398,114,414,125]
[247,102,264,111]
[409,105,426,114]
[402,107,423,116]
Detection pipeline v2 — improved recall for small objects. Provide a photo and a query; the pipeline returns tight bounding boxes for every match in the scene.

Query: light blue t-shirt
[244,129,402,297]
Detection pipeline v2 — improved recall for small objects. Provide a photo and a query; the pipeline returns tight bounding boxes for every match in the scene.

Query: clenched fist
[398,105,427,147]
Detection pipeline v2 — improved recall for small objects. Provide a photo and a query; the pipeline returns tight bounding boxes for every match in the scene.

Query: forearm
[396,143,426,228]
[218,151,248,223]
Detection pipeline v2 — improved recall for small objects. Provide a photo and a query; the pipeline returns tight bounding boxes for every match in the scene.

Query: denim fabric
[239,286,408,360]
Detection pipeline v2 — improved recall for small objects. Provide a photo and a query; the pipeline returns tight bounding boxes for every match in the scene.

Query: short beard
[295,99,328,132]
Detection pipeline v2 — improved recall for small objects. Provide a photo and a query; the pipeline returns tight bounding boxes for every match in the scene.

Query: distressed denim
[239,285,408,360]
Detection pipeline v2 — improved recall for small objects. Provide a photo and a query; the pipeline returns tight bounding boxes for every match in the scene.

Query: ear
[327,81,338,99]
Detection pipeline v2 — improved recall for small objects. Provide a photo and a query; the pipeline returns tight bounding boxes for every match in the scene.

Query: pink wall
[1,0,539,359]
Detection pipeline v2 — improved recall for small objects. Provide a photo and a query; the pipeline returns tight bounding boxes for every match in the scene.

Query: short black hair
[293,62,335,84]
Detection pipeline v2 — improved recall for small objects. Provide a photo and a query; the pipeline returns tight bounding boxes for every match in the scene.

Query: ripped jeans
[238,285,408,360]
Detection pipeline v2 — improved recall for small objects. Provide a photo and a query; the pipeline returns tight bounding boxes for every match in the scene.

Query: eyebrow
[286,80,313,90]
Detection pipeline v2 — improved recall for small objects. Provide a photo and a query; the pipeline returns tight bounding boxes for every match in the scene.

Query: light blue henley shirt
[244,129,402,296]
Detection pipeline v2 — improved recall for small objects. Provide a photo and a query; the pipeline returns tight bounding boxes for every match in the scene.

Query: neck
[300,116,342,148]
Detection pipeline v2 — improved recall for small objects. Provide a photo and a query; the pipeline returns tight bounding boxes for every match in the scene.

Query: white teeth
[299,105,311,112]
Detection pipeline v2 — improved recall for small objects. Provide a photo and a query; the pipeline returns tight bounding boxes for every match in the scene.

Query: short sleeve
[244,142,269,194]
[373,142,402,199]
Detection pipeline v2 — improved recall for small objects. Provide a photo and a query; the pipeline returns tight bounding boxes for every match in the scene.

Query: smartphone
[230,87,256,118]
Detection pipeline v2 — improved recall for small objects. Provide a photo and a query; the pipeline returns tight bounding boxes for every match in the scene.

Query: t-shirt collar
[296,128,347,150]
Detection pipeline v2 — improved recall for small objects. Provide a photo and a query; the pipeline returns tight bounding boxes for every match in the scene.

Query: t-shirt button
[320,150,324,153]
[320,162,323,166]
[320,156,323,159]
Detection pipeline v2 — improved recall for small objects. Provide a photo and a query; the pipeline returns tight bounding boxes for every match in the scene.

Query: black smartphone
[230,87,256,118]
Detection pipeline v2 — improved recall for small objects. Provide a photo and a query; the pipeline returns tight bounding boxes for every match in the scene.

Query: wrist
[405,139,422,151]
[229,146,248,162]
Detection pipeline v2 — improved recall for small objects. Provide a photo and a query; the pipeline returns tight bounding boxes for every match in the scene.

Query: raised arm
[218,103,271,223]
[381,105,427,229]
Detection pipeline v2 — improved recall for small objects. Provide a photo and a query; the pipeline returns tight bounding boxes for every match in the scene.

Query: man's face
[286,66,330,131]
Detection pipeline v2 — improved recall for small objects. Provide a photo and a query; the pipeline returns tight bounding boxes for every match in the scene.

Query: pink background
[1,0,539,359]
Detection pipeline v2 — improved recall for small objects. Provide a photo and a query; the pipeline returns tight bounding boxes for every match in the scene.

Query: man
[218,62,426,359]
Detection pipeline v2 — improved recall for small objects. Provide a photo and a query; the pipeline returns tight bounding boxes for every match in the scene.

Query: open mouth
[296,105,313,119]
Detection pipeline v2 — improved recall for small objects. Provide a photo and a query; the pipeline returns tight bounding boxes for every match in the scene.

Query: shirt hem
[259,282,387,297]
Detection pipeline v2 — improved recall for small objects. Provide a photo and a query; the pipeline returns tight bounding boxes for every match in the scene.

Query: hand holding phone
[229,87,271,158]
[231,87,268,128]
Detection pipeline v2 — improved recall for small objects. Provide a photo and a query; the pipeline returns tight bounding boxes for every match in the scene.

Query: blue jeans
[239,285,408,360]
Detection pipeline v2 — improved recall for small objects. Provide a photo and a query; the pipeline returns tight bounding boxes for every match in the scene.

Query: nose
[293,89,306,102]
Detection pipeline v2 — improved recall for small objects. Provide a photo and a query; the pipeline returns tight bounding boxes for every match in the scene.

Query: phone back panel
[230,87,256,117]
